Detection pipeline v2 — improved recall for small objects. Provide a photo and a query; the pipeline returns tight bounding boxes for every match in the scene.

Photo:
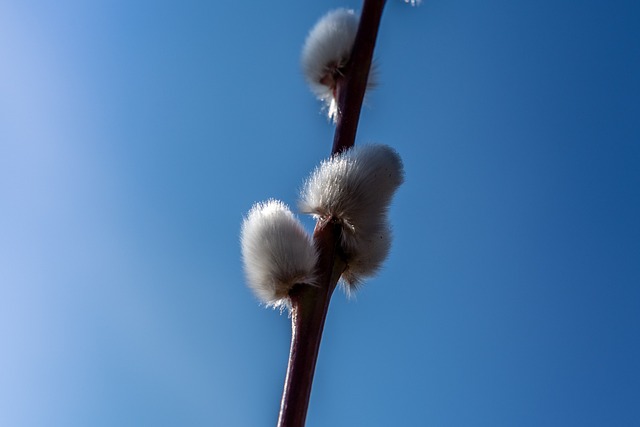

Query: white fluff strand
[301,9,360,122]
[299,144,404,287]
[241,200,318,307]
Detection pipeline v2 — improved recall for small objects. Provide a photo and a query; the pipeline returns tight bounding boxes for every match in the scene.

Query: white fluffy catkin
[299,144,404,286]
[240,200,318,306]
[301,8,359,122]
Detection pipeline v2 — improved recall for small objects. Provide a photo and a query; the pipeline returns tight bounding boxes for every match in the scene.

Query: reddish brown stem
[277,1,386,426]
[277,222,344,427]
[332,0,387,155]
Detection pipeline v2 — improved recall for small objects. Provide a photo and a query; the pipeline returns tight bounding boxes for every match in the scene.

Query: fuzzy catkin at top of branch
[301,8,377,123]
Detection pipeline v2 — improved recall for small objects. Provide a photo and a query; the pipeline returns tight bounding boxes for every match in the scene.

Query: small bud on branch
[240,200,318,307]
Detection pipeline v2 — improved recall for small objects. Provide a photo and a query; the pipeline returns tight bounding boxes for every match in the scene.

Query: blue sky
[1,0,638,426]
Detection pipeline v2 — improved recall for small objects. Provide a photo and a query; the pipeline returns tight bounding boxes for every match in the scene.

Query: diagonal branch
[332,0,387,155]
[277,1,387,426]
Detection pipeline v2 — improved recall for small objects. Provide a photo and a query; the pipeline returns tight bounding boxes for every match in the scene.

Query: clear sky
[1,1,639,426]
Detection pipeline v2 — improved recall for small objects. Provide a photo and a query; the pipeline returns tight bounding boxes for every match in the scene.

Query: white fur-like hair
[301,9,359,122]
[299,144,404,287]
[240,200,318,307]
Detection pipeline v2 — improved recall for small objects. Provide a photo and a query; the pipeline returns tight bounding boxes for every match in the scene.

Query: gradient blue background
[1,1,639,426]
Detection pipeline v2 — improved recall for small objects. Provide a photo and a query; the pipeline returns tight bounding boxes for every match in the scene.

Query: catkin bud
[301,8,361,122]
[241,200,318,306]
[299,144,404,287]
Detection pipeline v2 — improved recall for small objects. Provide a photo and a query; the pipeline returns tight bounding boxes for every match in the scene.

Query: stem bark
[276,222,344,427]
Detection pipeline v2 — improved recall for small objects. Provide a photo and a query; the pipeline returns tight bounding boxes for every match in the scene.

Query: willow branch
[332,0,387,155]
[276,222,344,427]
[277,1,387,426]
